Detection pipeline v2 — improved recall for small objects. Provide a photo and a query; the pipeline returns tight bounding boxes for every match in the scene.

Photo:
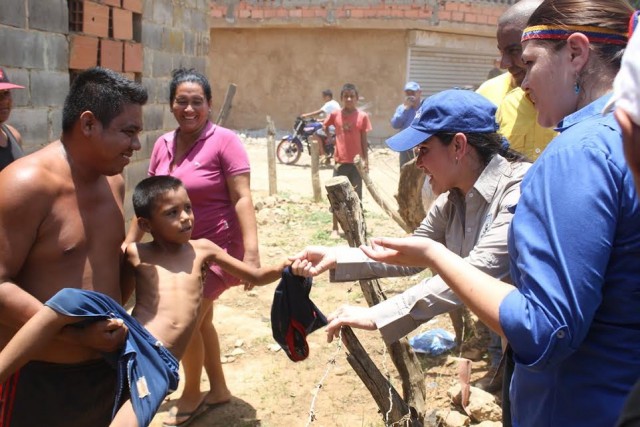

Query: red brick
[121,72,136,81]
[488,15,498,25]
[350,8,364,18]
[239,9,250,18]
[302,8,315,18]
[451,11,464,21]
[112,7,133,40]
[439,10,452,21]
[289,8,302,18]
[263,9,277,18]
[123,41,143,72]
[100,39,123,71]
[211,8,224,18]
[444,2,459,12]
[121,0,142,14]
[83,1,109,37]
[465,13,478,23]
[405,8,421,19]
[276,8,288,18]
[69,34,99,70]
[102,0,120,7]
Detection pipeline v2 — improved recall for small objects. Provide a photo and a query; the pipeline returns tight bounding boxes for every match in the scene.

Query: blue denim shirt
[46,289,180,427]
[501,95,640,427]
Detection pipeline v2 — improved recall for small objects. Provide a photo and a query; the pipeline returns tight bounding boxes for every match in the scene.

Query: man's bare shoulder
[0,143,67,206]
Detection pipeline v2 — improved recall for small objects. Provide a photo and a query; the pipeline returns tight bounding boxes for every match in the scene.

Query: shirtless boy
[0,67,147,427]
[0,175,287,427]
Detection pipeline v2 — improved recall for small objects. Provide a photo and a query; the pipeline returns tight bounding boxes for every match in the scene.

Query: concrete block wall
[0,0,69,153]
[0,0,210,220]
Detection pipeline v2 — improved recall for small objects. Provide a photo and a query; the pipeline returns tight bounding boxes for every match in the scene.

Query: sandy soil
[149,139,492,427]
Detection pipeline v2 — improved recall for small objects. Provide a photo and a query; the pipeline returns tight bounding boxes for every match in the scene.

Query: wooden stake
[266,116,277,196]
[215,83,237,126]
[310,139,322,203]
[325,176,426,426]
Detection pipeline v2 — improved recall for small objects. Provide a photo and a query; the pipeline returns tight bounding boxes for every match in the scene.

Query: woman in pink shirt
[126,68,260,426]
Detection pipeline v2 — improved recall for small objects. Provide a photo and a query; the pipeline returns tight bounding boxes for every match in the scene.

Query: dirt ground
[149,138,494,427]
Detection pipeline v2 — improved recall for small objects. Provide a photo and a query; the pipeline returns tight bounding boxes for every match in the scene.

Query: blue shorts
[46,289,180,427]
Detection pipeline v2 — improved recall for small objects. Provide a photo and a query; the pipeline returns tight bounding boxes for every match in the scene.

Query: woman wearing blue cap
[0,67,24,171]
[290,88,529,388]
[343,1,640,426]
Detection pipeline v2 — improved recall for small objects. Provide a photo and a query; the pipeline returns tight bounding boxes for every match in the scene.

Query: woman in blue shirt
[356,1,640,426]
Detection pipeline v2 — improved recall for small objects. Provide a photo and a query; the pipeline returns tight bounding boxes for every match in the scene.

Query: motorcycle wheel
[276,139,303,165]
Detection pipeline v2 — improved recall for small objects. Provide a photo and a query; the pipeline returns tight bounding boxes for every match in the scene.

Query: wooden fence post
[216,83,237,126]
[325,176,425,426]
[266,116,277,196]
[310,139,322,202]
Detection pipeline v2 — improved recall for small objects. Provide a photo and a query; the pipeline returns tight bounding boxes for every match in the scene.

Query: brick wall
[210,0,512,28]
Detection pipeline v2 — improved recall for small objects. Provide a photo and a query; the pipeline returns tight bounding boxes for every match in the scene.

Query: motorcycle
[276,117,335,165]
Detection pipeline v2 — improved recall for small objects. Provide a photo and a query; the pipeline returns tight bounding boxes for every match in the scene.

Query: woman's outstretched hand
[288,246,337,277]
[360,236,437,267]
[325,304,377,343]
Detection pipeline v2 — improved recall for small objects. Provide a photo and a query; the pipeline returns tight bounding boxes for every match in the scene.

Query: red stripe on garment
[0,370,20,427]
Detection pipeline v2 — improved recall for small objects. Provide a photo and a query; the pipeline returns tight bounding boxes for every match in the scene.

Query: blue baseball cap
[386,89,499,152]
[404,81,421,92]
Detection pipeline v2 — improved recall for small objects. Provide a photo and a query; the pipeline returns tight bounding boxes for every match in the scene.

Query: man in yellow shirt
[476,0,556,162]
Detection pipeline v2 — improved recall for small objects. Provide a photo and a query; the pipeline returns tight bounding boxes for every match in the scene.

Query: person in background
[487,58,503,80]
[491,0,557,161]
[0,67,24,171]
[323,83,371,239]
[125,68,261,427]
[350,1,640,426]
[391,81,423,168]
[0,67,146,427]
[300,89,340,163]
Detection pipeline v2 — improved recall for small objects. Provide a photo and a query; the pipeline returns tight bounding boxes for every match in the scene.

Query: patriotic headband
[521,24,628,45]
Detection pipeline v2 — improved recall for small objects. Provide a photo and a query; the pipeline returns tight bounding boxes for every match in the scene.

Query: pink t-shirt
[324,109,371,164]
[148,121,250,245]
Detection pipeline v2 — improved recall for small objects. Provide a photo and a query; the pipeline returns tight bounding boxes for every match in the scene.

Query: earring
[574,81,580,94]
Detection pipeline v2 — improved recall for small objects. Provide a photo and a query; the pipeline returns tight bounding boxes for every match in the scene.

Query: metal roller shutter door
[408,47,496,96]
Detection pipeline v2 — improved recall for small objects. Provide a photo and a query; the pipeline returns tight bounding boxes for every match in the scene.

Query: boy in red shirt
[323,83,372,238]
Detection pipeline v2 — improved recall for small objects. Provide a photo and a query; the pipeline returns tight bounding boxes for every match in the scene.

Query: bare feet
[163,392,207,427]
[203,388,232,407]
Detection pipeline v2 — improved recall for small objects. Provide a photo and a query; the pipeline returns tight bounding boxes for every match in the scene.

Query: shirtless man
[0,67,147,427]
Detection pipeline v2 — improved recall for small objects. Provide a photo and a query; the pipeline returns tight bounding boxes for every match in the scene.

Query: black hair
[322,89,333,98]
[169,68,212,104]
[340,83,358,98]
[133,175,185,219]
[435,132,529,165]
[62,67,148,133]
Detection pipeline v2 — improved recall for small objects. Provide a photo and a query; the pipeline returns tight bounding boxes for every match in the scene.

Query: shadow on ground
[158,396,260,427]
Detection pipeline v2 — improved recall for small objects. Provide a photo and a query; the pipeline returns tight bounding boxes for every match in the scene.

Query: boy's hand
[288,246,336,277]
